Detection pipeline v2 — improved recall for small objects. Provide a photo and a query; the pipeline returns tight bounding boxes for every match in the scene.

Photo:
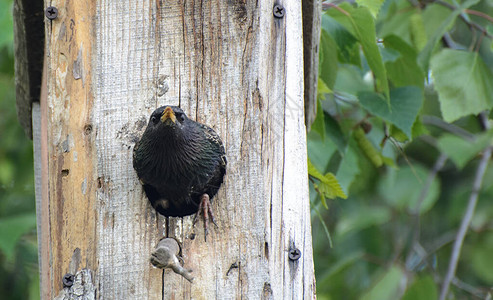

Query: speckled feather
[133,106,226,217]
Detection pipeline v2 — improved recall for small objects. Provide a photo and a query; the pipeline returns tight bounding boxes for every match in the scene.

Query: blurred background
[0,0,39,299]
[1,0,493,299]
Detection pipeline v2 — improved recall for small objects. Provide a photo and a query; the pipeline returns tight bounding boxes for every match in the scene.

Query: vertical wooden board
[44,0,314,298]
[44,0,99,296]
[92,1,163,298]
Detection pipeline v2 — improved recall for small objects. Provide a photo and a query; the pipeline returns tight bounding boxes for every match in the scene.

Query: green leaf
[356,0,385,18]
[311,98,326,140]
[361,266,405,300]
[409,13,427,51]
[431,49,493,123]
[359,86,423,139]
[353,127,383,167]
[317,78,332,95]
[319,30,339,90]
[308,158,348,207]
[437,131,493,169]
[0,213,37,261]
[418,0,480,71]
[380,47,400,63]
[384,35,425,88]
[322,14,361,66]
[402,275,438,300]
[328,3,390,100]
[308,157,327,181]
[378,164,440,214]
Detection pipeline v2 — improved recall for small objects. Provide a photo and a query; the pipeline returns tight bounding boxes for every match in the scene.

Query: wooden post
[40,1,315,298]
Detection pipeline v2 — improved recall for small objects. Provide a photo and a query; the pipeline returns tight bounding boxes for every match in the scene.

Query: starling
[133,106,226,240]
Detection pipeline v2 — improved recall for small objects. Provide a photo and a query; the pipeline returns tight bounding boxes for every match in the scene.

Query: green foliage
[0,0,38,299]
[312,0,493,298]
[437,131,493,169]
[328,3,390,100]
[308,158,347,208]
[359,86,423,138]
[431,49,493,122]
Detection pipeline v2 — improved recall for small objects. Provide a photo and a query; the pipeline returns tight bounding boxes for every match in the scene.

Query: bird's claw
[193,194,217,241]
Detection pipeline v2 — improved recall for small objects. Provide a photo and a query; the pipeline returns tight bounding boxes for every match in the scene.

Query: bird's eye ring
[151,116,158,124]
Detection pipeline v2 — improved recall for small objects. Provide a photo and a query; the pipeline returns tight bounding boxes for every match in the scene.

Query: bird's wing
[199,124,227,167]
[132,138,148,184]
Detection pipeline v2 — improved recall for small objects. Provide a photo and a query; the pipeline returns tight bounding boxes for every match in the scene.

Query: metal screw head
[288,248,301,261]
[45,6,58,20]
[62,273,74,287]
[273,4,285,18]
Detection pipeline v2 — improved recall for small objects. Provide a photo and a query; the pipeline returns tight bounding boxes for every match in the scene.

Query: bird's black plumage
[133,106,226,220]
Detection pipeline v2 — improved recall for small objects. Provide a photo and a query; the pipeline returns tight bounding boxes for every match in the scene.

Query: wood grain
[43,0,314,298]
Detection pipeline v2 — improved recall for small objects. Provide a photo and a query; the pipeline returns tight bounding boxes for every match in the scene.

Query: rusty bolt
[62,273,74,287]
[288,248,301,261]
[45,6,58,20]
[273,4,285,18]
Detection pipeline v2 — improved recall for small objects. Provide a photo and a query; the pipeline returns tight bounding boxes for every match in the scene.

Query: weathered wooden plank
[43,0,314,298]
[13,0,45,138]
[302,0,322,130]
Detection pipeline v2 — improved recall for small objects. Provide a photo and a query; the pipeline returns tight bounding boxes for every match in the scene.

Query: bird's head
[148,106,188,131]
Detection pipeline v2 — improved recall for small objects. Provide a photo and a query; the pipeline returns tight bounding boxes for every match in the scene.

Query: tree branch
[439,114,492,300]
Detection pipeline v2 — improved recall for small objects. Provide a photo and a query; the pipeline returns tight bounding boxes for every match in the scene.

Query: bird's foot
[193,194,217,241]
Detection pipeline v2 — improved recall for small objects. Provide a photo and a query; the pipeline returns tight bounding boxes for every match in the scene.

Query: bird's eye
[151,116,158,124]
[176,112,186,122]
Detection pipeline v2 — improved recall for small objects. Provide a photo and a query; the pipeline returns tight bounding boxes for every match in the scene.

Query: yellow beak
[161,107,176,123]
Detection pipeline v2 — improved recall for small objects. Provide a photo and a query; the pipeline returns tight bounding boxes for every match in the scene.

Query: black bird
[133,106,226,240]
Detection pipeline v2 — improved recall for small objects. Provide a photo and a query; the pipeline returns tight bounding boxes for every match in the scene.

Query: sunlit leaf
[317,78,332,95]
[308,158,348,208]
[431,49,493,122]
